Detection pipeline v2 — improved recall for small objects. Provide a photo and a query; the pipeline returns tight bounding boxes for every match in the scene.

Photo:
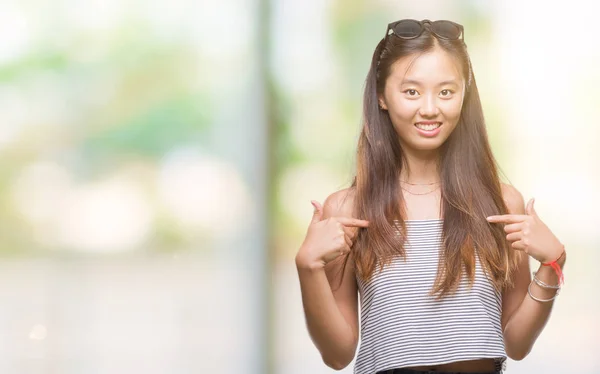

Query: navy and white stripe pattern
[354,219,506,374]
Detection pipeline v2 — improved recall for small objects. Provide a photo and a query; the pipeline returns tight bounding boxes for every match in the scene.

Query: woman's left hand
[486,198,565,264]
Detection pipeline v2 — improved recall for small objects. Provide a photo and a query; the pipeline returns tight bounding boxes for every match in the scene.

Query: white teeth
[415,123,441,131]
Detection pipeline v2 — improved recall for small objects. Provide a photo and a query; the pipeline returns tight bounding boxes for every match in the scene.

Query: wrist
[555,250,566,267]
[538,246,566,286]
[536,263,560,276]
[541,245,566,267]
[295,251,324,272]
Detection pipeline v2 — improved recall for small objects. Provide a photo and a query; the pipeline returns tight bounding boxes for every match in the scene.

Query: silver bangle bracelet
[532,271,561,289]
[528,281,560,303]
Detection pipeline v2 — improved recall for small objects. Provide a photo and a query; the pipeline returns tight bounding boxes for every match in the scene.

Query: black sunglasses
[385,19,464,42]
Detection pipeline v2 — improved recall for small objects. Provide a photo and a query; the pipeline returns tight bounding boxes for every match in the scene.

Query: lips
[414,122,442,137]
[415,122,442,131]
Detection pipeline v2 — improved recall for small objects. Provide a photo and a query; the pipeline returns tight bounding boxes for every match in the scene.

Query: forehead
[388,48,463,84]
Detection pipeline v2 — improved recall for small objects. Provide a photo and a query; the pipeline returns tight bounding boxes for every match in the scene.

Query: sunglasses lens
[431,21,462,39]
[394,20,422,38]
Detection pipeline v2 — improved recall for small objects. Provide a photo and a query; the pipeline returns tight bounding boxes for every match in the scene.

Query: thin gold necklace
[400,185,440,195]
[400,180,441,186]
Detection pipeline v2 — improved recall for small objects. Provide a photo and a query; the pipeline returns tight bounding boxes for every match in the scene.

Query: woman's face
[379,47,466,153]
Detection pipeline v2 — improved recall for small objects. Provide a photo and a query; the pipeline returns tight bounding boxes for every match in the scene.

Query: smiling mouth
[415,122,442,131]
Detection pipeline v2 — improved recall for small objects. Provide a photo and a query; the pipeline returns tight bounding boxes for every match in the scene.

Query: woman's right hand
[295,200,370,270]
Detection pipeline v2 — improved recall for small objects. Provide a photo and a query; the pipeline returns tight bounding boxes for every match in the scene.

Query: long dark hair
[344,26,521,298]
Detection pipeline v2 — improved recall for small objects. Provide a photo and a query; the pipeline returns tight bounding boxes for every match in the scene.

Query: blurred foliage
[0,10,215,255]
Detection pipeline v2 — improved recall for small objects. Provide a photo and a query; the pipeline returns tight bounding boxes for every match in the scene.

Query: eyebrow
[401,79,459,86]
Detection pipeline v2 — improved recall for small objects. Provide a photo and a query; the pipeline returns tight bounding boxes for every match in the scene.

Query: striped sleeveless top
[354,219,506,374]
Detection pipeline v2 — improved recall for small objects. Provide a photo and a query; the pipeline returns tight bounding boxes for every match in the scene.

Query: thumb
[310,200,323,224]
[526,197,537,216]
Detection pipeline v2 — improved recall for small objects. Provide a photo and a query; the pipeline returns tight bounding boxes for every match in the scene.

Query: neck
[399,148,440,184]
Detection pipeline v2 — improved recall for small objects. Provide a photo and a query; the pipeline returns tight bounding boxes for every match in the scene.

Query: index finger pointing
[336,217,370,228]
[486,214,527,224]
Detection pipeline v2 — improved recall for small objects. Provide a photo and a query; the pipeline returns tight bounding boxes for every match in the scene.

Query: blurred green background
[0,0,598,373]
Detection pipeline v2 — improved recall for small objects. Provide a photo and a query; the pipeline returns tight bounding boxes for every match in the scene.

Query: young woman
[295,19,566,374]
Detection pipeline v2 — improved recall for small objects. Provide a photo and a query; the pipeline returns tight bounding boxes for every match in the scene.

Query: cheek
[440,100,463,121]
[388,98,419,119]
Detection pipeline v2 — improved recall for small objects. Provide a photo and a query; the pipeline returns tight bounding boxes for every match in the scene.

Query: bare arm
[295,189,360,370]
[499,184,566,360]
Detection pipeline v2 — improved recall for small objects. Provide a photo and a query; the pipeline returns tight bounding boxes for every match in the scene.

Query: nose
[418,94,440,118]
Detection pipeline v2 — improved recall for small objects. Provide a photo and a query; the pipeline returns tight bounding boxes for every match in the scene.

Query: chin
[417,138,446,149]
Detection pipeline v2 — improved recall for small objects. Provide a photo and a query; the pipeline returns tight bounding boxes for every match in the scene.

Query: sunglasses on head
[384,19,464,42]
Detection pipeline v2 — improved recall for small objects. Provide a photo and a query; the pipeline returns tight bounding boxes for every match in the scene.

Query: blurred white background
[0,0,597,373]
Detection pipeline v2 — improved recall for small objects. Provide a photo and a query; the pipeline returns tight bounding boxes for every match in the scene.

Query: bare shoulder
[500,183,525,215]
[322,187,356,219]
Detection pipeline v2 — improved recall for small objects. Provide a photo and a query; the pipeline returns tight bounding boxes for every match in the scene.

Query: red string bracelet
[541,246,566,285]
